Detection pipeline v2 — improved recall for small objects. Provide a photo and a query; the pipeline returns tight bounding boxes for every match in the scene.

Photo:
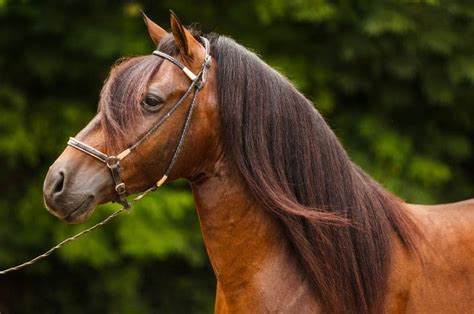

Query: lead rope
[0,209,124,275]
[0,186,158,276]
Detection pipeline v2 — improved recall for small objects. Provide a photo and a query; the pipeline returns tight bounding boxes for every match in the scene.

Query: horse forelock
[98,56,159,154]
[98,33,184,154]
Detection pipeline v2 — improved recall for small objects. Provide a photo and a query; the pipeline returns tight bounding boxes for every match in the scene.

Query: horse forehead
[148,59,190,91]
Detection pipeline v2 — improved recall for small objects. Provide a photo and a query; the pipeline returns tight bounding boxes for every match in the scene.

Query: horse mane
[99,31,421,313]
[208,34,421,313]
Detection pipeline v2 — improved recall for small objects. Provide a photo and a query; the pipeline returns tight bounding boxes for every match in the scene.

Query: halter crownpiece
[67,37,212,211]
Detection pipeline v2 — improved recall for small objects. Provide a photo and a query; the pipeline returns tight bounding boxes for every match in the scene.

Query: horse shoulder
[388,199,474,312]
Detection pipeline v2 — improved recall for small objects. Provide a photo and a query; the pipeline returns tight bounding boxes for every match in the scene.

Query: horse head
[43,12,219,223]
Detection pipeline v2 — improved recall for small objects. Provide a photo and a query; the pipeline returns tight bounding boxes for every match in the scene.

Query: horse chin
[63,204,96,224]
[45,194,97,224]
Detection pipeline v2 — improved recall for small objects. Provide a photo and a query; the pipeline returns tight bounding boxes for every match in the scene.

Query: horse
[43,11,474,313]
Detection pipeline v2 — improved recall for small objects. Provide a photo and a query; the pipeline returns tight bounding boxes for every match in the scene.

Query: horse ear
[141,11,167,45]
[169,10,202,61]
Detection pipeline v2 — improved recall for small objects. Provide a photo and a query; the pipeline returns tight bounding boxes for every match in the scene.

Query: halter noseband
[67,37,212,211]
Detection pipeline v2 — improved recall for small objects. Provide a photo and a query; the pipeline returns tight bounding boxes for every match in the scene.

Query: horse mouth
[63,195,95,224]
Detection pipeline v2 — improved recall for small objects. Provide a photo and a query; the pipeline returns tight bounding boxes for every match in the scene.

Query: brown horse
[43,12,474,313]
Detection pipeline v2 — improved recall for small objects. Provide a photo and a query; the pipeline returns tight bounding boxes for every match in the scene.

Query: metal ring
[106,156,120,169]
[115,183,126,194]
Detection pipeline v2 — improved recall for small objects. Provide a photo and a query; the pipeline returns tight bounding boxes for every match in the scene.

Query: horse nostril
[53,171,65,194]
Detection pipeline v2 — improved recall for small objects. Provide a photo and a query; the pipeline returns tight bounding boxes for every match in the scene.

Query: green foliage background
[0,0,472,313]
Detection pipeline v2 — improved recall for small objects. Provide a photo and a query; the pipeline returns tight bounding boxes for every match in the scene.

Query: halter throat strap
[67,37,211,210]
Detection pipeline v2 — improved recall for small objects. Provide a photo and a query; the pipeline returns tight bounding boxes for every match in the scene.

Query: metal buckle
[115,183,126,195]
[195,80,204,90]
[204,55,211,68]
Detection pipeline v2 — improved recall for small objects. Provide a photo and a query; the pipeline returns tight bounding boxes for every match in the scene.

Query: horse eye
[142,94,163,111]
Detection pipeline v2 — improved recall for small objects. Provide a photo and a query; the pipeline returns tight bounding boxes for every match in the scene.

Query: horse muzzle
[43,158,108,223]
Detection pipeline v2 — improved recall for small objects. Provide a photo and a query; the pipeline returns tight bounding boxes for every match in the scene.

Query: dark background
[0,0,472,312]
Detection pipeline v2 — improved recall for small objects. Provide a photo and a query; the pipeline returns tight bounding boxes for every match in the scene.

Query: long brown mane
[100,32,421,313]
[210,35,421,313]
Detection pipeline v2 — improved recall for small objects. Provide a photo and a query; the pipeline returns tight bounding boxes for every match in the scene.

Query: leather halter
[67,37,212,211]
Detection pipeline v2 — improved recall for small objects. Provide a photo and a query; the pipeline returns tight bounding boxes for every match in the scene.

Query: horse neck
[190,162,321,312]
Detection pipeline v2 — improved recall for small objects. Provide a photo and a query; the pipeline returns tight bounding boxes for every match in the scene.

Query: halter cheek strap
[67,37,212,211]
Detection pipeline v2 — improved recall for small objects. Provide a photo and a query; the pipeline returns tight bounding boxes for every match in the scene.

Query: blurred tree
[0,0,472,313]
